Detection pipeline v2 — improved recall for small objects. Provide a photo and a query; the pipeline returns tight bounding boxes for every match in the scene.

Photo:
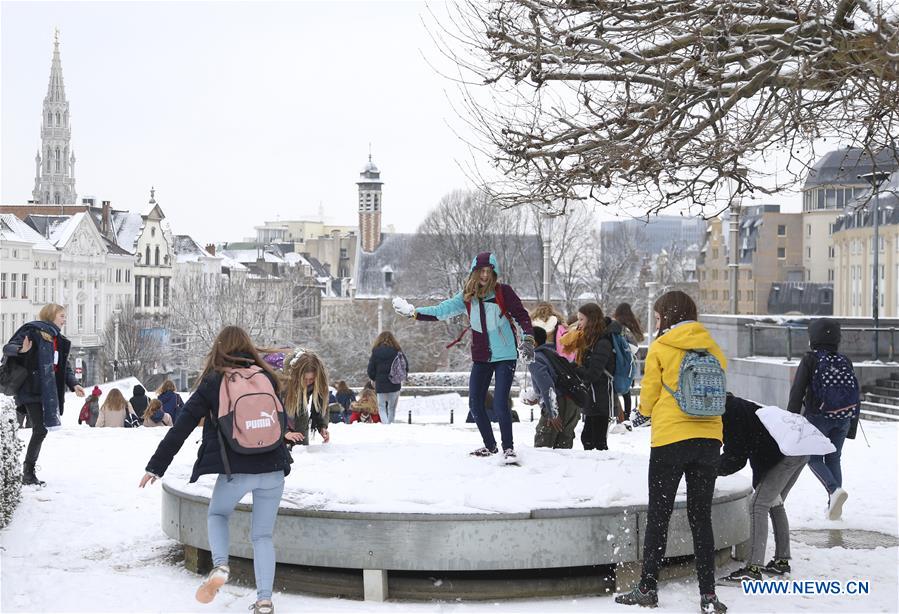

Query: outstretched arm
[414,292,467,322]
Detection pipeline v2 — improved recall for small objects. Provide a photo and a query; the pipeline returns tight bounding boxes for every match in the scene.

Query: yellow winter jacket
[639,321,727,448]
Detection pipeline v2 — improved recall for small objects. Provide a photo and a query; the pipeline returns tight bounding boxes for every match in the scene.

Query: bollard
[786,326,793,362]
[530,406,534,422]
[450,409,454,424]
[408,410,412,424]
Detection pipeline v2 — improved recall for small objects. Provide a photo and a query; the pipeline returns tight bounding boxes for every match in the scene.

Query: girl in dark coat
[156,379,184,423]
[366,331,407,424]
[567,303,617,451]
[140,326,292,614]
[2,303,85,485]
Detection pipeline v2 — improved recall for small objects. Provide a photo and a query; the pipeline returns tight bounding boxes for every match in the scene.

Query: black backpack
[535,346,591,408]
[0,355,29,397]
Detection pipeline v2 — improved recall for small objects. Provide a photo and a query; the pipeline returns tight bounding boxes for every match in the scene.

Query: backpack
[809,350,860,418]
[388,351,408,385]
[78,401,92,424]
[216,366,286,455]
[609,332,636,395]
[0,355,29,397]
[123,407,142,428]
[662,349,727,417]
[535,346,592,408]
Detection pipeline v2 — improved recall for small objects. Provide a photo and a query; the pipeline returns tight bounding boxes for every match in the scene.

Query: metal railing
[747,323,897,362]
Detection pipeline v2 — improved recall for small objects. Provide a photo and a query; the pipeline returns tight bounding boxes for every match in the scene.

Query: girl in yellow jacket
[616,291,728,614]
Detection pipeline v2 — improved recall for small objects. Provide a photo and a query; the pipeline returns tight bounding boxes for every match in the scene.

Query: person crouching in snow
[717,394,807,584]
[523,326,580,449]
[282,350,331,445]
[349,388,381,424]
[394,252,534,464]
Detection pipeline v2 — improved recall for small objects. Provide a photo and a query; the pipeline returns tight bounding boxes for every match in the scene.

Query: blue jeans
[469,360,516,451]
[805,414,851,495]
[377,391,401,424]
[208,471,285,601]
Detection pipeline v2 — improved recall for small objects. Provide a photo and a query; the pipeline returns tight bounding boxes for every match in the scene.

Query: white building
[0,214,61,343]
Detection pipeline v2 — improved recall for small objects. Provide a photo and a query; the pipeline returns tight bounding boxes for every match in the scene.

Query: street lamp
[857,171,891,361]
[542,214,554,302]
[113,307,121,380]
[728,166,748,315]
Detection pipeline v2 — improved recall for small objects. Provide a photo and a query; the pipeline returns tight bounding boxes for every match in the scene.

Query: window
[125,269,131,282]
[77,279,83,290]
[163,278,170,307]
[828,269,834,282]
[807,247,811,258]
[153,278,160,307]
[77,304,84,332]
[151,227,156,238]
[778,247,786,259]
[155,246,160,266]
[725,270,729,281]
[135,277,142,307]
[828,246,835,258]
[144,277,151,307]
[0,313,5,340]
[817,190,825,209]
[21,274,27,299]
[748,270,753,280]
[10,274,17,298]
[1,273,6,299]
[145,246,151,265]
[712,248,719,259]
[93,304,99,332]
[712,270,718,281]
[748,290,754,301]
[116,269,122,283]
[50,279,55,303]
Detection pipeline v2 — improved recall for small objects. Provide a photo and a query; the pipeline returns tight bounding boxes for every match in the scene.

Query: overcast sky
[3,1,811,246]
[1,1,500,243]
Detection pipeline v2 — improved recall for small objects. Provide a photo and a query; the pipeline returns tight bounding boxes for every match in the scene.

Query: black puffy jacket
[367,346,406,393]
[145,364,291,482]
[719,394,786,487]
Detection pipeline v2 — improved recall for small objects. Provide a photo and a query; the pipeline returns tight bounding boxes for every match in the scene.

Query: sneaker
[250,600,274,614]
[196,565,229,604]
[700,593,727,613]
[719,565,762,585]
[762,558,791,575]
[614,586,659,607]
[469,446,498,457]
[502,448,519,465]
[631,413,651,428]
[827,487,848,520]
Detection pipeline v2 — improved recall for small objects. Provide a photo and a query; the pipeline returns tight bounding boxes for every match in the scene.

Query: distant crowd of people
[2,249,862,614]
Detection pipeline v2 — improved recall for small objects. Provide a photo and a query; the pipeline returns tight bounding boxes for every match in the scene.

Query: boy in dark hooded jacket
[718,394,808,583]
[129,385,149,420]
[525,327,580,449]
[787,318,857,520]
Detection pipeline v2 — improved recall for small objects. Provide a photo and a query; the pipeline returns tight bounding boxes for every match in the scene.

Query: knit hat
[91,386,102,397]
[470,252,500,276]
[808,318,841,351]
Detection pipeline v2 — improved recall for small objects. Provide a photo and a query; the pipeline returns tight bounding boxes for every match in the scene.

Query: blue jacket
[157,389,184,422]
[146,364,292,482]
[3,321,78,430]
[528,343,559,418]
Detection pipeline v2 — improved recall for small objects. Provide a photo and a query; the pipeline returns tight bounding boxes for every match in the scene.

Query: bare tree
[99,303,165,383]
[592,223,646,309]
[432,0,899,213]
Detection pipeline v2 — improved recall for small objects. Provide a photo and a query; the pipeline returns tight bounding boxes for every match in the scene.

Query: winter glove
[392,297,416,318]
[518,335,535,364]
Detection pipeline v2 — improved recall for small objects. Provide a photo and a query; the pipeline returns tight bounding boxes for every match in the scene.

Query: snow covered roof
[46,213,83,247]
[0,214,58,251]
[174,234,219,263]
[218,253,248,271]
[111,210,144,253]
[221,249,286,265]
[803,146,899,189]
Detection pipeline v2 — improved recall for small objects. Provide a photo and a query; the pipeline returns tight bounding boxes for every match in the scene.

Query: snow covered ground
[1,391,898,613]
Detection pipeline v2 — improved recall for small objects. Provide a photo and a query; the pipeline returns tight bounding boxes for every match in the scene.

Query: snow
[2,388,897,613]
[46,212,83,247]
[112,211,144,254]
[0,214,57,252]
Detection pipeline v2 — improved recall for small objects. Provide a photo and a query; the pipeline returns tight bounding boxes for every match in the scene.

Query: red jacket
[349,411,381,424]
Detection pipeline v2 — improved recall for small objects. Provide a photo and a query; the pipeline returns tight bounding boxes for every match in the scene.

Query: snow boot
[250,600,274,614]
[22,462,45,486]
[469,446,498,457]
[614,586,659,607]
[196,565,229,603]
[700,593,727,613]
[502,448,519,465]
[762,558,791,575]
[718,565,761,586]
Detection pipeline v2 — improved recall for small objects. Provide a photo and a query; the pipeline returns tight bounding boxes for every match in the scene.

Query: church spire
[32,30,77,205]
